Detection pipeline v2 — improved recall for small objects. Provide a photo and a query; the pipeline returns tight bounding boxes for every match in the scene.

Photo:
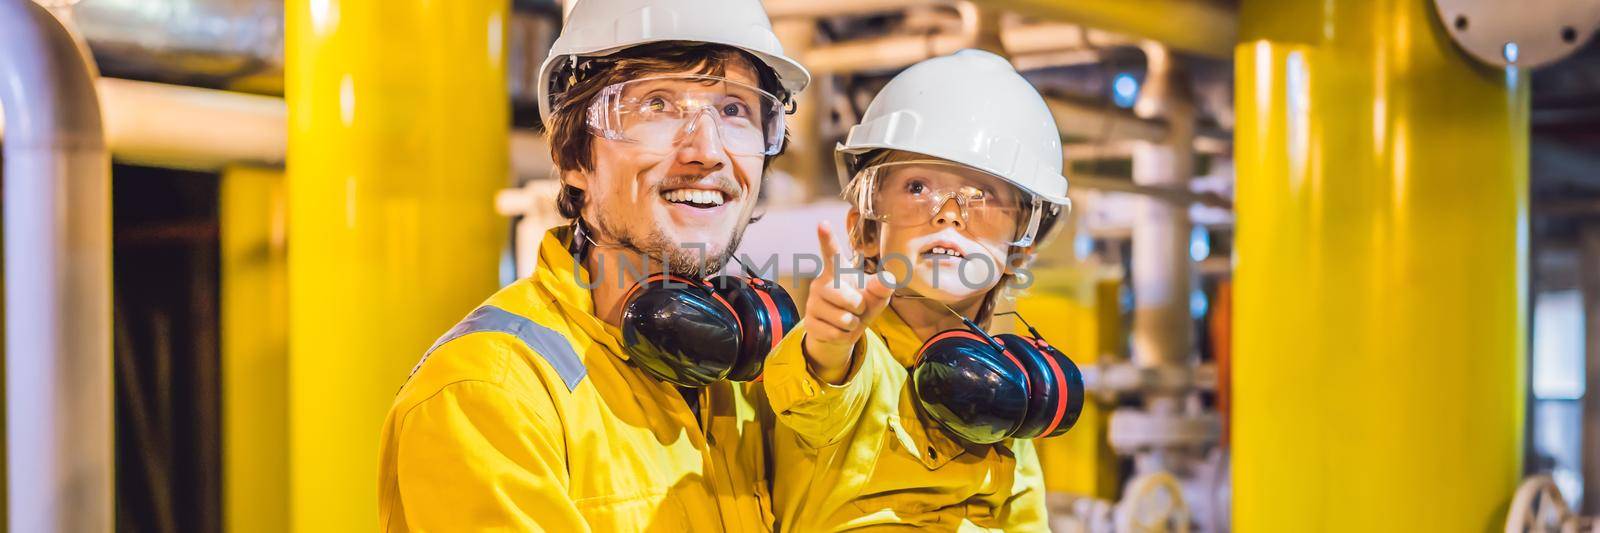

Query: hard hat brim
[536,40,811,127]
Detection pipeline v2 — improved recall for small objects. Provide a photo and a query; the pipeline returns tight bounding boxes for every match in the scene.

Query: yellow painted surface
[1233,0,1528,531]
[220,166,290,533]
[982,0,1235,58]
[285,0,509,529]
[1014,270,1121,499]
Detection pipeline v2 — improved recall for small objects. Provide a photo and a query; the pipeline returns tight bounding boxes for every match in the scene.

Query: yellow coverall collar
[533,227,631,360]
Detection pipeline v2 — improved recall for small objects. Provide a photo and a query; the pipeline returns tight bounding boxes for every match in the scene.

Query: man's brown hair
[544,42,787,219]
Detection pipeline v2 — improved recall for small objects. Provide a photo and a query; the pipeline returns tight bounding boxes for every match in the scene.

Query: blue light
[1074,232,1093,260]
[1503,42,1520,64]
[1189,227,1211,262]
[1191,290,1209,319]
[1112,73,1139,108]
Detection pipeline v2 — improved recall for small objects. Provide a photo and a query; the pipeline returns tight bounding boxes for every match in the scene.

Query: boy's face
[859,162,1030,306]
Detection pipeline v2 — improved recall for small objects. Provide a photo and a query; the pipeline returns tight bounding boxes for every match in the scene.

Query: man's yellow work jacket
[765,308,1049,532]
[378,227,775,532]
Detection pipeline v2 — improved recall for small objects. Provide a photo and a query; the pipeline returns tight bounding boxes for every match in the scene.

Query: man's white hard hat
[536,0,812,126]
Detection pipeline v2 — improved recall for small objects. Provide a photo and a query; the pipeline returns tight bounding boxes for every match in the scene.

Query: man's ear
[561,168,589,192]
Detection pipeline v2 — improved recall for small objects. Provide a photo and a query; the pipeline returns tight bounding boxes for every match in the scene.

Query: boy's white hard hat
[837,49,1069,205]
[536,0,812,125]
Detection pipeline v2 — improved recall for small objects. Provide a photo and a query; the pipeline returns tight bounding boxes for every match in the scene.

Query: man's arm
[393,379,589,531]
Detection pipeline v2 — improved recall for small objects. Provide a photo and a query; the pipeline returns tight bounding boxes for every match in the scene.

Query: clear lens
[857,161,1042,246]
[586,75,786,156]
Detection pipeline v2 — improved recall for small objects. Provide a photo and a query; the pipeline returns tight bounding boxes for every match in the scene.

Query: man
[376,0,810,530]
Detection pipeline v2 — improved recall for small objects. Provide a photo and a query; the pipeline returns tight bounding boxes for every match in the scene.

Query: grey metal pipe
[0,1,113,531]
[69,0,557,99]
[71,0,284,88]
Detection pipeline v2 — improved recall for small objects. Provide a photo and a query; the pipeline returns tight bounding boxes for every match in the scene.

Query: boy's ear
[845,209,871,258]
[1004,245,1037,275]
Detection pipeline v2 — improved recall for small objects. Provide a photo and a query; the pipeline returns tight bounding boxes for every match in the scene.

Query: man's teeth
[663,189,726,206]
[928,246,963,257]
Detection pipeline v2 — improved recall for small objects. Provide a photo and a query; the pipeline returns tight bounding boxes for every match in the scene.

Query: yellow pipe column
[220,165,290,533]
[1233,0,1528,531]
[286,0,509,529]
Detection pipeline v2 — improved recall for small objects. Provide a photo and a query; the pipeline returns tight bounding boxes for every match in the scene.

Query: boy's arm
[764,319,887,449]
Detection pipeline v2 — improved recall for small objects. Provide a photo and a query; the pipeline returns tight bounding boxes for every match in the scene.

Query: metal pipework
[0,77,284,170]
[95,78,285,170]
[285,0,510,529]
[1082,362,1218,401]
[0,0,113,531]
[67,0,558,99]
[1047,96,1170,144]
[1129,42,1197,372]
[803,7,1139,75]
[1233,0,1528,529]
[70,0,285,89]
[763,0,947,19]
[802,2,987,74]
[981,0,1235,58]
[2,80,556,177]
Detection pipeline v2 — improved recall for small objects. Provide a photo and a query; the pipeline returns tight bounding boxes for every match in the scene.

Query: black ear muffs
[911,330,1032,444]
[620,274,743,387]
[620,272,799,388]
[909,319,1085,444]
[1003,335,1085,439]
[708,275,800,382]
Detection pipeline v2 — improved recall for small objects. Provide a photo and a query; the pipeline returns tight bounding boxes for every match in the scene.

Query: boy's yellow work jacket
[378,227,775,532]
[765,308,1049,532]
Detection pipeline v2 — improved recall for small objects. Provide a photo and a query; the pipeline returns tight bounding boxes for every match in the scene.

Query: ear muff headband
[1036,344,1071,436]
[743,278,786,351]
[918,330,1027,375]
[628,273,745,333]
[704,284,744,333]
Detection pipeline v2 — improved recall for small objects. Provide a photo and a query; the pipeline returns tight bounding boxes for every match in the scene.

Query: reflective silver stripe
[410,305,587,391]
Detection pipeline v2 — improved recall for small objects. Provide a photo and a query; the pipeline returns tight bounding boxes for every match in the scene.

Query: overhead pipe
[1069,174,1232,209]
[1046,96,1169,143]
[804,6,1139,75]
[802,2,986,74]
[69,0,285,90]
[1064,137,1230,162]
[999,21,1135,56]
[762,0,948,19]
[0,0,113,531]
[64,0,558,99]
[94,78,285,170]
[980,0,1235,59]
[2,79,554,176]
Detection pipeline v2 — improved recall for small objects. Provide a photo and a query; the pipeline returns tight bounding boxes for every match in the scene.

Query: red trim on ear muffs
[702,282,744,333]
[918,330,1025,373]
[623,273,698,308]
[750,281,785,350]
[1037,349,1071,436]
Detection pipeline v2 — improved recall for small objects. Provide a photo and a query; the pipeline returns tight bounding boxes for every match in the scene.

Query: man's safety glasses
[853,160,1047,247]
[585,75,790,156]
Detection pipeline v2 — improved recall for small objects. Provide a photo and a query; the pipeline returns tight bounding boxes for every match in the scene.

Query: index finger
[815,221,846,275]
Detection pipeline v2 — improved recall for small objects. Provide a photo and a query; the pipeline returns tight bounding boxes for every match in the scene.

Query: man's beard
[591,208,746,279]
